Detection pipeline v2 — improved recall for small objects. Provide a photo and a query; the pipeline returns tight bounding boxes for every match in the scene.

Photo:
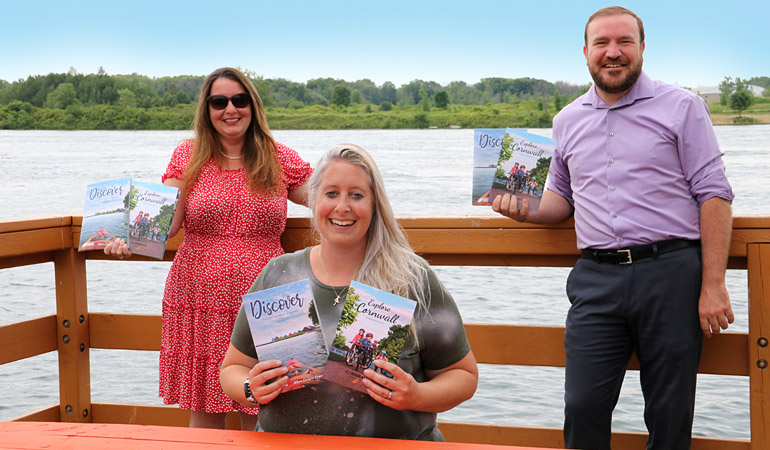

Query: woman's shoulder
[250,248,312,291]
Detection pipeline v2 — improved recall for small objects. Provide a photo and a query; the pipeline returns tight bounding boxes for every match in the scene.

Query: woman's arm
[163,177,186,238]
[287,180,309,207]
[362,350,478,413]
[220,343,289,407]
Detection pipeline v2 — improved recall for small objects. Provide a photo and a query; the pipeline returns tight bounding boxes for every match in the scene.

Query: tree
[419,86,431,111]
[331,84,351,107]
[376,324,410,364]
[117,88,137,108]
[380,81,397,104]
[730,90,753,117]
[719,76,735,106]
[45,83,79,109]
[434,91,449,109]
[350,89,364,105]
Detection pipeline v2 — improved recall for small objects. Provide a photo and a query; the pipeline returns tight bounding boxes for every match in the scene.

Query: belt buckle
[617,249,632,264]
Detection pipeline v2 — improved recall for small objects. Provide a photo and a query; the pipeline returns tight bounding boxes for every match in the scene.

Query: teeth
[331,219,354,226]
[605,64,623,68]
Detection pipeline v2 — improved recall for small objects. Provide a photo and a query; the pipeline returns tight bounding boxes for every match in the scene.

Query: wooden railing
[1,214,769,449]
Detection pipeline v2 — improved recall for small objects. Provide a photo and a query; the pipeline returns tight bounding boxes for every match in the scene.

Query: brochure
[78,178,179,259]
[323,281,417,392]
[241,279,326,393]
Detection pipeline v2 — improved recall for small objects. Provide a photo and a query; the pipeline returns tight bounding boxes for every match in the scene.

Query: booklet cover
[485,128,555,214]
[472,128,510,206]
[241,279,326,393]
[78,178,179,259]
[127,180,180,259]
[323,280,417,392]
[78,178,132,251]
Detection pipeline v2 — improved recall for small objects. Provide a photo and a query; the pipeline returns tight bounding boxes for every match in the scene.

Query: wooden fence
[1,215,769,449]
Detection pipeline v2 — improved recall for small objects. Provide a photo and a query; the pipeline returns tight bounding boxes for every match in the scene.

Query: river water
[1,127,769,439]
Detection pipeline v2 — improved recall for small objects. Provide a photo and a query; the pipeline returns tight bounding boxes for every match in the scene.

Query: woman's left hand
[362,360,418,410]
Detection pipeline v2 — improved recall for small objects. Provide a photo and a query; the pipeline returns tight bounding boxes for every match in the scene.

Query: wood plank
[89,313,161,351]
[10,404,60,422]
[0,422,546,450]
[54,247,91,423]
[748,243,770,450]
[0,215,72,233]
[0,228,70,258]
[0,315,58,364]
[0,252,55,270]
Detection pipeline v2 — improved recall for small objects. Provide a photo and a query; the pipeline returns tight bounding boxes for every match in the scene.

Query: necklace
[219,149,243,160]
[318,247,345,306]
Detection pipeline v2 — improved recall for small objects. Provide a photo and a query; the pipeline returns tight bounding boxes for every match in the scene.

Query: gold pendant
[333,295,340,306]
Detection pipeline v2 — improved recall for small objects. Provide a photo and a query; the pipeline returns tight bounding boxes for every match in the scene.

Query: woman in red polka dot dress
[105,67,311,430]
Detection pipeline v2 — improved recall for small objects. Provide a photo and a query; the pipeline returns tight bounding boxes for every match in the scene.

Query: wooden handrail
[2,214,769,449]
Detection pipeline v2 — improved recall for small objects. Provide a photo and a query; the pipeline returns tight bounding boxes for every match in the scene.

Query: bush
[733,116,757,125]
[379,102,393,111]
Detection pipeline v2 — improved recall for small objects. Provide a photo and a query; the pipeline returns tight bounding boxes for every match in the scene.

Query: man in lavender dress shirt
[493,6,734,450]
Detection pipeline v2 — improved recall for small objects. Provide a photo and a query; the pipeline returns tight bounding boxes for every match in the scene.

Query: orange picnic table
[0,422,545,450]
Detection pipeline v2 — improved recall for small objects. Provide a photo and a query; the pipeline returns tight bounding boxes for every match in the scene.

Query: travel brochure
[78,178,179,259]
[322,281,417,392]
[241,279,417,394]
[241,279,326,393]
[472,128,555,213]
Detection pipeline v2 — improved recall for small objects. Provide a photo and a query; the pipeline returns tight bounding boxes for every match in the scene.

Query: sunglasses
[207,93,250,110]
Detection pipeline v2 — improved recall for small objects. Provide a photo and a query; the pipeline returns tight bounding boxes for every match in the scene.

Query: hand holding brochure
[241,280,326,393]
[78,178,179,259]
[472,128,555,214]
[323,281,417,392]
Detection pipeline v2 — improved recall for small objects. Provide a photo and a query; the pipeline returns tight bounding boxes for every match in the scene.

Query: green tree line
[0,67,591,130]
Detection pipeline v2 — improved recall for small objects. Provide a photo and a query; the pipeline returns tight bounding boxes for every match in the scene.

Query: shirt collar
[583,71,655,109]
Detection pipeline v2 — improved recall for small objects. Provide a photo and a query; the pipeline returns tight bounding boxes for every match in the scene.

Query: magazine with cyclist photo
[485,128,555,214]
[79,178,179,259]
[322,280,417,393]
[241,279,327,393]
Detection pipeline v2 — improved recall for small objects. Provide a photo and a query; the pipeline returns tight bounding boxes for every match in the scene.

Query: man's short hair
[584,6,645,44]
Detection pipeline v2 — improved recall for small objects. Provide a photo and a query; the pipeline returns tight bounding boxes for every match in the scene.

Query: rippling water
[1,127,769,439]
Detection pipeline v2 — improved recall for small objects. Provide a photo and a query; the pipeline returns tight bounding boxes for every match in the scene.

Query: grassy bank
[1,99,768,130]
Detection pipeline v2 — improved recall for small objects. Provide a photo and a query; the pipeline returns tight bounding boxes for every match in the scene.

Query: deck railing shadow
[1,215,769,449]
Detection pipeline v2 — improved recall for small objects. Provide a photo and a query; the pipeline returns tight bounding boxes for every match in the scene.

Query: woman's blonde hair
[184,67,282,194]
[308,144,430,311]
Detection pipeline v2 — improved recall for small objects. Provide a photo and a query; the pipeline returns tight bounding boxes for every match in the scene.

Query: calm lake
[1,127,769,439]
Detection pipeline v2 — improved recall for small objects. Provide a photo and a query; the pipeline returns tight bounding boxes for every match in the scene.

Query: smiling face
[208,77,252,144]
[314,160,373,252]
[584,13,645,104]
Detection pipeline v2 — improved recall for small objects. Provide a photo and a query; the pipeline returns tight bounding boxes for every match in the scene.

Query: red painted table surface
[0,422,545,450]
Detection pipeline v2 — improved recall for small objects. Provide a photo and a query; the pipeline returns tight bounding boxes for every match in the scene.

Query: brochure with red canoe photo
[322,281,417,393]
[78,178,179,259]
[241,279,327,393]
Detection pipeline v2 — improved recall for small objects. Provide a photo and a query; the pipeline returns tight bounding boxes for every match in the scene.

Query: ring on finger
[387,390,392,400]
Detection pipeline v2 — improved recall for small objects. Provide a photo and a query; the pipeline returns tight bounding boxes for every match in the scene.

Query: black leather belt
[581,239,700,265]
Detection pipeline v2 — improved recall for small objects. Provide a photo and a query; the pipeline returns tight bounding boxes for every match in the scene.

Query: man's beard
[589,58,643,94]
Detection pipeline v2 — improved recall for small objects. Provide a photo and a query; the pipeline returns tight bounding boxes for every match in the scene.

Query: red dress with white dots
[159,140,311,413]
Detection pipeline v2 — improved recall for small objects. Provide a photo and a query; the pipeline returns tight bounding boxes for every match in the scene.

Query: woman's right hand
[247,359,289,405]
[103,239,132,260]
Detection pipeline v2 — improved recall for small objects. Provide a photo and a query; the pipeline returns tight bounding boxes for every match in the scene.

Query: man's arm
[492,190,574,224]
[698,196,734,337]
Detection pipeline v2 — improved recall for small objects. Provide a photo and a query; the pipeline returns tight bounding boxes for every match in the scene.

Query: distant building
[690,85,765,104]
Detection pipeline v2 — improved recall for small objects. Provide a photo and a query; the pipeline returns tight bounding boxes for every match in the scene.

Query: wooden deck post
[54,247,91,423]
[748,243,770,449]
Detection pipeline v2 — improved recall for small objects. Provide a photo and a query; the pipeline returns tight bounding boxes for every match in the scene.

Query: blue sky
[2,1,767,89]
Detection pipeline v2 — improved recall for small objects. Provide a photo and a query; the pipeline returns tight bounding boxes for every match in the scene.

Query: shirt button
[610,186,616,191]
[612,213,618,218]
[610,158,615,163]
[619,237,625,242]
[609,131,614,136]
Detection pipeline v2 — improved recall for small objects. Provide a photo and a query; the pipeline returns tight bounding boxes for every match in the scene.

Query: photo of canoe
[78,227,115,249]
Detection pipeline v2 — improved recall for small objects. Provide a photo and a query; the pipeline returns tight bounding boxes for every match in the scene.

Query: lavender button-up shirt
[546,72,734,250]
